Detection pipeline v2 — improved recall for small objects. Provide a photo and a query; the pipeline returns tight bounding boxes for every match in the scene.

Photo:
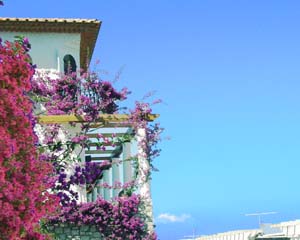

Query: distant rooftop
[0,17,102,69]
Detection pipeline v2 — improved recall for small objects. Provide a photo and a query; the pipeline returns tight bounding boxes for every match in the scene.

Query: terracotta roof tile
[0,17,100,24]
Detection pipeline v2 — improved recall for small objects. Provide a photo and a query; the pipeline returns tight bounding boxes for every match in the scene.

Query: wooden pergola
[38,113,159,160]
[37,113,159,202]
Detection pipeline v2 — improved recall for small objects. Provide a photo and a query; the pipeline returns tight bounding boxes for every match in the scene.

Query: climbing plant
[0,39,59,239]
[31,45,163,238]
[0,35,162,239]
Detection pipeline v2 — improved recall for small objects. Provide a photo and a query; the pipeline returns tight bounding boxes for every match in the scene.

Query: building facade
[197,220,300,240]
[0,18,155,225]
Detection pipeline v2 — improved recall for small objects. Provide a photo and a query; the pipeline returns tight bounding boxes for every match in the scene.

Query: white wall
[197,220,300,240]
[197,229,260,240]
[0,32,80,71]
[272,220,300,237]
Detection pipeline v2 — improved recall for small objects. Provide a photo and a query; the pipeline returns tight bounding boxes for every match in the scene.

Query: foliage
[47,194,157,240]
[31,66,163,238]
[55,160,111,207]
[0,39,58,239]
[32,71,129,117]
[0,34,162,238]
[31,66,163,239]
[32,65,163,200]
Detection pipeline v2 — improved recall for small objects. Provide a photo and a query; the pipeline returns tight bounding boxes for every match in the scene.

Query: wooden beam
[86,133,126,138]
[88,142,121,147]
[86,146,122,157]
[85,150,115,155]
[91,157,112,161]
[37,114,159,124]
[37,115,85,123]
[89,123,133,128]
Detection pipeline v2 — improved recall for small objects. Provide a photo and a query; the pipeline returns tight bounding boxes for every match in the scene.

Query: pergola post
[137,128,154,231]
[123,142,133,184]
[103,168,111,200]
[112,158,121,198]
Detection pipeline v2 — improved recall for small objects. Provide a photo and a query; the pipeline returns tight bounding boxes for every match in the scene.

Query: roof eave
[0,17,102,70]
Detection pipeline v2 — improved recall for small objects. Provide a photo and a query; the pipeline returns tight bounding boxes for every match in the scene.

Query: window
[63,54,77,74]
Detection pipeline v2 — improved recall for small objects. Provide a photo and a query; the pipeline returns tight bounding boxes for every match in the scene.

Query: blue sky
[3,1,300,239]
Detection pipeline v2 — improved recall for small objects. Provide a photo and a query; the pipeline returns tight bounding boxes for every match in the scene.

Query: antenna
[181,225,200,240]
[245,212,277,226]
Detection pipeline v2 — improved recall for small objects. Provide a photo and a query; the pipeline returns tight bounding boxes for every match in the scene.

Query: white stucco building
[0,17,100,71]
[197,220,300,240]
[0,18,156,227]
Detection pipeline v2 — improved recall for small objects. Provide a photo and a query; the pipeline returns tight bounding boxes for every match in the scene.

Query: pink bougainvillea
[0,35,162,239]
[48,194,157,240]
[31,64,163,239]
[0,39,58,239]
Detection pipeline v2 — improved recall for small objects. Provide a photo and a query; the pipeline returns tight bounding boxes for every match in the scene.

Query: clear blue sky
[2,1,300,239]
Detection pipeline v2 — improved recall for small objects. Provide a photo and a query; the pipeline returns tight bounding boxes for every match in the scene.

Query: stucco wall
[272,220,300,237]
[0,32,80,71]
[197,229,260,240]
[196,220,300,240]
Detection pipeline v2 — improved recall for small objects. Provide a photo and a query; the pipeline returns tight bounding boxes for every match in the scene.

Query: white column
[123,142,132,183]
[137,128,154,231]
[103,169,111,200]
[98,178,104,198]
[112,158,121,197]
[57,53,60,72]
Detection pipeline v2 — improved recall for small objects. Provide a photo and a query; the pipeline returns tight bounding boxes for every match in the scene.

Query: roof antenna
[245,212,278,226]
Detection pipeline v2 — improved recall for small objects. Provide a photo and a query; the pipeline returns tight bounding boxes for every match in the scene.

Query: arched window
[63,54,77,74]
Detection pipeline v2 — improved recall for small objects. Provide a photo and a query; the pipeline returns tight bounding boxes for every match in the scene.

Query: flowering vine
[47,194,157,240]
[2,35,162,239]
[0,39,58,239]
[31,66,163,238]
[32,65,163,195]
